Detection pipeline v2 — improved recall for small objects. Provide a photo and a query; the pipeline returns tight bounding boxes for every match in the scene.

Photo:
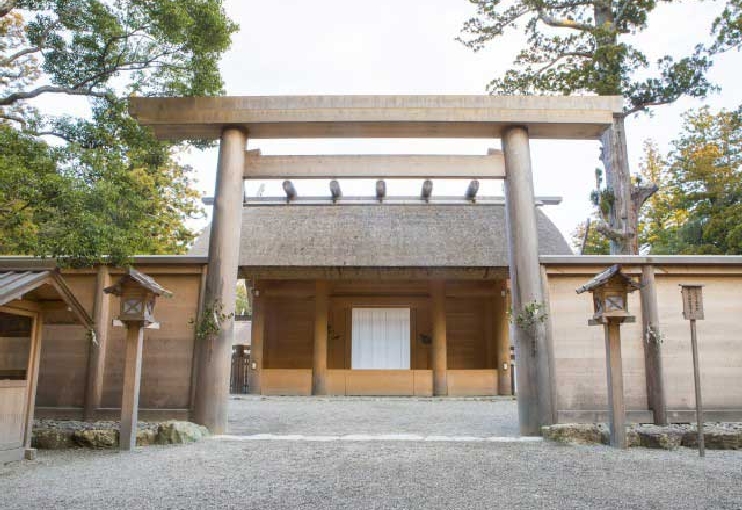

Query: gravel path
[227,395,520,436]
[1,440,740,510]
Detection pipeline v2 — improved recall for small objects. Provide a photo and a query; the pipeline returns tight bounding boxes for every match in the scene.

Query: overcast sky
[176,1,741,248]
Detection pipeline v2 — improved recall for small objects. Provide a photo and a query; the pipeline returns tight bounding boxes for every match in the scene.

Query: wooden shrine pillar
[604,319,627,448]
[313,280,329,395]
[494,281,512,395]
[120,323,144,450]
[641,265,667,425]
[250,282,265,394]
[502,126,555,435]
[193,127,247,434]
[431,280,448,396]
[84,264,110,421]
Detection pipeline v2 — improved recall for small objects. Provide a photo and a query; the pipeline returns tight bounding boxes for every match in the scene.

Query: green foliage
[639,107,742,254]
[508,301,548,331]
[458,0,717,114]
[191,300,234,342]
[235,281,252,317]
[0,1,236,264]
[571,213,610,255]
[710,0,742,54]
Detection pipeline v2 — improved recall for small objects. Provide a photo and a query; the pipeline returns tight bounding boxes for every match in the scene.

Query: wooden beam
[375,180,386,200]
[431,280,447,396]
[494,282,512,396]
[84,264,110,421]
[465,180,479,201]
[282,180,297,200]
[329,180,341,201]
[128,95,624,141]
[193,127,246,434]
[420,180,433,201]
[604,320,627,449]
[313,280,328,395]
[641,265,667,425]
[244,153,506,179]
[23,311,42,450]
[119,323,144,451]
[249,283,265,394]
[188,265,208,413]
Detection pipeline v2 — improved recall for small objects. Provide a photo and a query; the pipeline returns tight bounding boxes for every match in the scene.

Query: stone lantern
[577,264,640,449]
[104,268,172,450]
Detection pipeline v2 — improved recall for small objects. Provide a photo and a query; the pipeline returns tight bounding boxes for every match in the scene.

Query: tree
[0,1,237,264]
[641,107,742,254]
[571,212,610,254]
[635,140,674,251]
[459,0,728,254]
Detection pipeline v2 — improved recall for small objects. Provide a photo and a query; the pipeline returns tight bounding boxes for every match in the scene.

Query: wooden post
[604,319,627,449]
[120,323,144,451]
[494,282,512,395]
[193,127,247,434]
[23,312,42,451]
[250,282,265,395]
[84,264,110,421]
[431,280,447,396]
[502,127,554,434]
[313,280,328,395]
[690,319,704,457]
[188,265,208,414]
[640,265,667,425]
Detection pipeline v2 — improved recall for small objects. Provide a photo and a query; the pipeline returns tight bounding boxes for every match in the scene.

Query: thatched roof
[189,205,571,267]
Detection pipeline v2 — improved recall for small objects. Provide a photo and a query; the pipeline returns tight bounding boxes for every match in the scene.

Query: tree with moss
[459,0,739,254]
[0,1,237,265]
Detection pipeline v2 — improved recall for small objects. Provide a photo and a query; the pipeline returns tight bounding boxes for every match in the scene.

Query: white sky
[36,0,742,248]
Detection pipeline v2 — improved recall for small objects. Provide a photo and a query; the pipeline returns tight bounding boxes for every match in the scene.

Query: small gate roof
[0,270,93,328]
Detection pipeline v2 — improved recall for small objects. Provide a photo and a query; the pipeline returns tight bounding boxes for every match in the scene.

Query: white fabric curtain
[351,308,410,369]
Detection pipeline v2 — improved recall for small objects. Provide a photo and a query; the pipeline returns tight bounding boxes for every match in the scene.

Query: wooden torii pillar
[502,127,556,435]
[192,127,247,434]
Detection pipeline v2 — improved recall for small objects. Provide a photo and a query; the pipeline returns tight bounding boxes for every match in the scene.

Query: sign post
[680,284,705,458]
[577,265,640,449]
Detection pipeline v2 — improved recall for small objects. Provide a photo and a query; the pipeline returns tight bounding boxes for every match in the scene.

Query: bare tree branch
[0,111,26,126]
[537,11,594,32]
[0,0,16,18]
[0,85,111,106]
[0,46,43,66]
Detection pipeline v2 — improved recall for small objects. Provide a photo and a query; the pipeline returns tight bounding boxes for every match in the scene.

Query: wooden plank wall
[545,265,742,412]
[35,274,96,408]
[260,279,504,374]
[264,297,314,369]
[547,273,646,411]
[100,273,201,409]
[32,266,203,413]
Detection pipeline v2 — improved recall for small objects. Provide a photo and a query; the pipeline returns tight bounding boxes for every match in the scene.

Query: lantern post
[577,265,640,449]
[105,268,172,451]
[680,284,705,457]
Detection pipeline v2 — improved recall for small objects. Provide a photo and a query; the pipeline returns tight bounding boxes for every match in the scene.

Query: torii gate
[129,95,624,436]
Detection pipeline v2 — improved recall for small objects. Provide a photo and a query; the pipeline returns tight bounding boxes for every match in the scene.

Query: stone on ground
[156,421,210,445]
[636,426,685,450]
[541,423,603,444]
[32,428,76,450]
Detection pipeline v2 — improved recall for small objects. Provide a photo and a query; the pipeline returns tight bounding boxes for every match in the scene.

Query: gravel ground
[227,395,520,436]
[1,440,740,510]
